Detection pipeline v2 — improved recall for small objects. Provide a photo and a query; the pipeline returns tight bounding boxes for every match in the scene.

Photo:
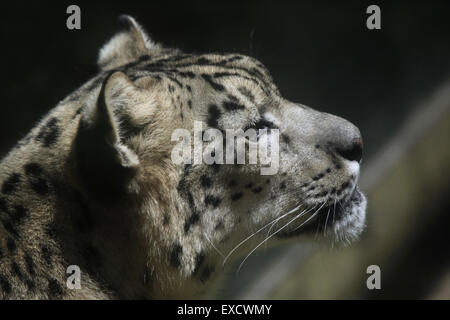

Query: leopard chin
[277,187,367,243]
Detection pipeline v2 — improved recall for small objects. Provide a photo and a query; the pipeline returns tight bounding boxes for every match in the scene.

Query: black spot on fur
[252,187,263,193]
[238,87,255,103]
[184,212,200,233]
[204,195,222,208]
[341,181,350,190]
[231,192,243,201]
[253,118,277,130]
[48,278,63,298]
[0,197,7,212]
[41,245,53,265]
[24,254,35,276]
[200,175,212,189]
[30,178,49,196]
[0,274,11,295]
[25,279,36,290]
[197,57,211,65]
[227,55,244,63]
[2,173,21,195]
[2,221,18,238]
[36,117,60,147]
[170,243,183,268]
[179,71,196,78]
[207,104,221,128]
[326,168,332,173]
[9,204,29,225]
[313,173,324,181]
[11,262,25,282]
[202,74,225,92]
[213,72,234,79]
[24,163,43,176]
[245,183,254,189]
[183,191,201,233]
[6,237,16,254]
[0,203,28,238]
[223,101,245,111]
[168,76,184,88]
[281,134,291,145]
[24,163,49,196]
[72,106,84,119]
[280,182,286,190]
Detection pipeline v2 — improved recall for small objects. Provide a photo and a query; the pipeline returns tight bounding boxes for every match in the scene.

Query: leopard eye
[242,118,278,142]
[243,118,277,132]
[254,118,277,130]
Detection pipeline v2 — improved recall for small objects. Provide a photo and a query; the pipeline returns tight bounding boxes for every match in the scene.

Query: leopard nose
[336,136,363,163]
[320,112,364,163]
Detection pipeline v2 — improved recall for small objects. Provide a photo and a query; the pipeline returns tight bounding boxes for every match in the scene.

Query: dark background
[1,0,450,299]
[2,0,450,157]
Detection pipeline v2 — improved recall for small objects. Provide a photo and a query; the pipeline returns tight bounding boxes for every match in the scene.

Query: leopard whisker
[237,205,318,274]
[291,201,326,233]
[265,204,315,241]
[323,207,331,236]
[204,232,225,258]
[222,202,303,267]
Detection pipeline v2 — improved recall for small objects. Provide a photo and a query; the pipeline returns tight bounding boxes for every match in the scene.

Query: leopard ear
[98,15,158,70]
[73,72,140,201]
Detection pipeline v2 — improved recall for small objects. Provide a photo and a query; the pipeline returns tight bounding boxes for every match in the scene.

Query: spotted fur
[0,16,366,299]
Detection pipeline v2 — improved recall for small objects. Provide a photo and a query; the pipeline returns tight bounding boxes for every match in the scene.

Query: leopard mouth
[277,187,367,241]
